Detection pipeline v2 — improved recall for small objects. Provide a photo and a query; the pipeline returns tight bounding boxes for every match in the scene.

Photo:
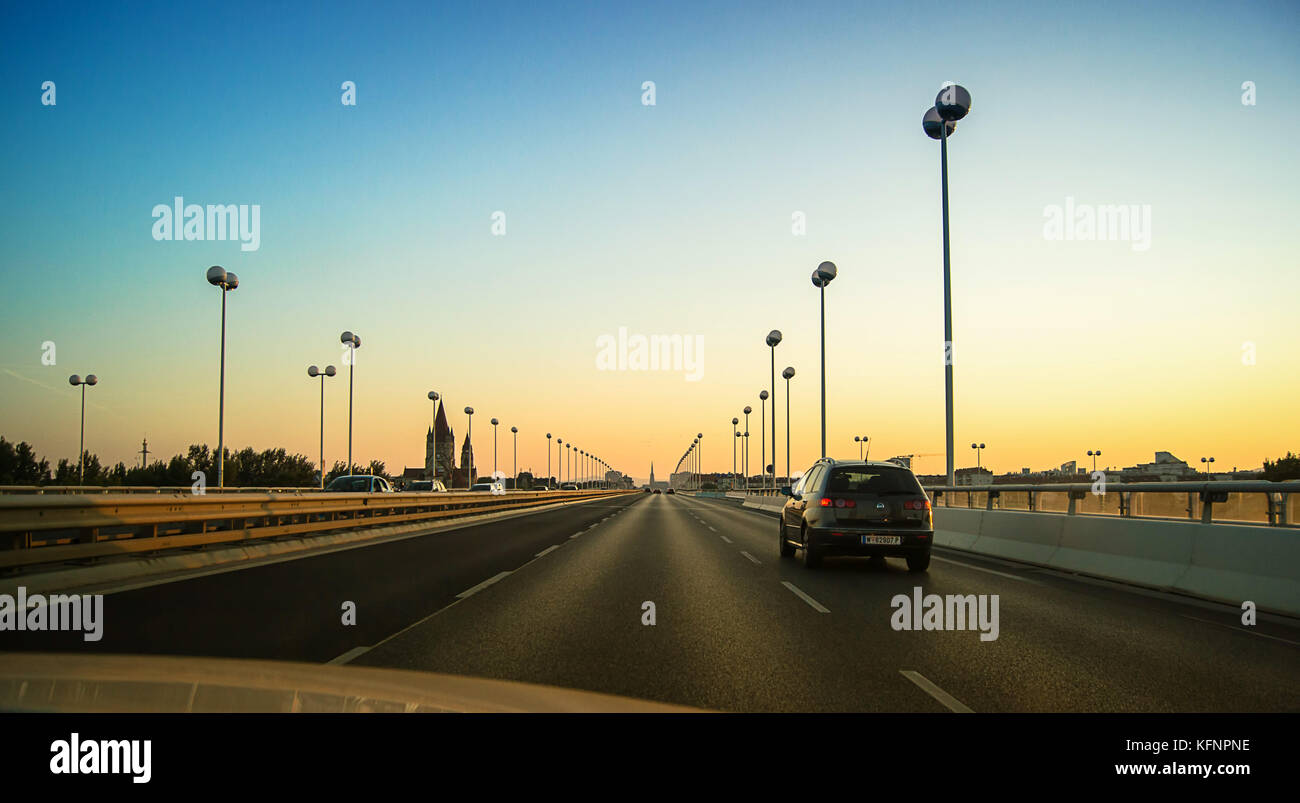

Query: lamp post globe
[935,84,972,122]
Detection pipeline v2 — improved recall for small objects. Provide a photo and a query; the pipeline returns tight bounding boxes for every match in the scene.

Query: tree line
[0,436,387,487]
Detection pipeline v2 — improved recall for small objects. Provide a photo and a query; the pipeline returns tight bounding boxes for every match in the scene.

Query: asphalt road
[5,492,1298,711]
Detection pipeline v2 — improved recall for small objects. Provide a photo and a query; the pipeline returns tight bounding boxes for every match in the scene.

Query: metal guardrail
[921,480,1299,527]
[0,489,635,571]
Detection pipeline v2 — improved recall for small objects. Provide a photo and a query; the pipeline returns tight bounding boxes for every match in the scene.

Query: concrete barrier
[1049,515,1192,590]
[933,508,1300,617]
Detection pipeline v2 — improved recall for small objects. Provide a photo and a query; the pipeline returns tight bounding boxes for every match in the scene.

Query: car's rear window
[826,467,920,495]
[327,477,371,491]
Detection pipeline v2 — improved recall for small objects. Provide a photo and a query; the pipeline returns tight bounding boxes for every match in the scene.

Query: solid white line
[456,571,512,599]
[1180,615,1300,646]
[781,581,829,613]
[720,535,733,544]
[931,555,1043,585]
[740,551,760,565]
[535,545,561,558]
[326,646,371,665]
[899,670,974,713]
[707,525,717,532]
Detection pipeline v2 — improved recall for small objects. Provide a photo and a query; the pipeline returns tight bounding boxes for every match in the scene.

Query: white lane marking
[900,670,974,713]
[781,581,830,613]
[740,551,761,565]
[326,646,371,665]
[586,523,598,530]
[456,571,512,599]
[535,545,561,558]
[931,555,1043,585]
[707,525,717,532]
[720,535,733,544]
[570,532,582,538]
[1180,615,1300,646]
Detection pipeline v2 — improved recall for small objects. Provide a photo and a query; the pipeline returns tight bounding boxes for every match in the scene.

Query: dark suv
[779,459,933,571]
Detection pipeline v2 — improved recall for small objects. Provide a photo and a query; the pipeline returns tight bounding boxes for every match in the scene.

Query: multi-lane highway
[4,493,1298,712]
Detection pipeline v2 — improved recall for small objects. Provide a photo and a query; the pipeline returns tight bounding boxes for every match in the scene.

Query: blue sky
[1,0,1297,480]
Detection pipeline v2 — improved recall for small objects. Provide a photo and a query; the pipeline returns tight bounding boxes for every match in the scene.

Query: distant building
[648,462,668,491]
[955,467,993,486]
[1119,451,1198,482]
[424,401,456,483]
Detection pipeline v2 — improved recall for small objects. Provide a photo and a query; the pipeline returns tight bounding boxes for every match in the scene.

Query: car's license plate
[861,535,901,545]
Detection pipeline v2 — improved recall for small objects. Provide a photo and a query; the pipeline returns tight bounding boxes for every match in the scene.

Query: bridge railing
[922,480,1299,527]
[0,488,635,572]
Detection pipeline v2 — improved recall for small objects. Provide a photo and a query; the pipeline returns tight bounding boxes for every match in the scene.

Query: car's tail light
[903,499,931,511]
[821,498,855,508]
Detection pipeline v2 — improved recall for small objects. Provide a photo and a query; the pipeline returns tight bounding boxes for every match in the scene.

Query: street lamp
[1087,449,1102,472]
[464,407,475,485]
[490,418,499,475]
[811,261,836,458]
[566,443,572,485]
[546,433,552,488]
[340,330,361,473]
[697,433,704,490]
[309,365,337,490]
[759,391,769,491]
[731,417,739,487]
[68,373,98,485]
[206,266,238,487]
[782,367,795,483]
[511,426,518,487]
[1201,456,1215,475]
[855,435,862,459]
[971,442,986,470]
[924,83,972,487]
[743,406,752,490]
[766,330,782,491]
[862,436,870,461]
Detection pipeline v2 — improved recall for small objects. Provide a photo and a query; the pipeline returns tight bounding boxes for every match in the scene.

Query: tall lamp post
[68,373,98,485]
[697,433,703,490]
[546,433,552,488]
[766,330,782,490]
[309,365,337,489]
[490,418,499,475]
[340,331,361,473]
[863,436,870,461]
[923,83,972,487]
[971,442,986,470]
[464,407,475,485]
[855,435,863,459]
[566,443,572,486]
[206,266,239,487]
[731,417,739,487]
[782,367,795,483]
[1087,449,1102,472]
[811,261,836,458]
[511,426,518,487]
[743,406,752,490]
[1200,456,1215,475]
[759,391,769,491]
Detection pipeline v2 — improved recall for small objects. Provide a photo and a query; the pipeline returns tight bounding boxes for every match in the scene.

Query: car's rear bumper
[805,525,932,556]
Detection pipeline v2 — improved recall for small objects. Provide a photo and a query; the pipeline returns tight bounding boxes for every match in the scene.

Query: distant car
[665,488,675,495]
[559,483,578,491]
[469,479,503,493]
[653,489,662,495]
[325,475,394,493]
[779,458,933,571]
[407,479,447,492]
[643,488,652,493]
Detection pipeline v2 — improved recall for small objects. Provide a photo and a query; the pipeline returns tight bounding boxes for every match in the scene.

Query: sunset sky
[1,0,1297,482]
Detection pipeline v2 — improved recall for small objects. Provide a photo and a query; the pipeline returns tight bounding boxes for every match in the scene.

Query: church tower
[426,401,455,481]
[649,462,655,486]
